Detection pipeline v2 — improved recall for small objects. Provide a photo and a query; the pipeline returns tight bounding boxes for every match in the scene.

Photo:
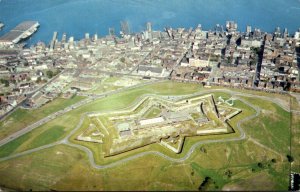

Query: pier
[0,21,39,46]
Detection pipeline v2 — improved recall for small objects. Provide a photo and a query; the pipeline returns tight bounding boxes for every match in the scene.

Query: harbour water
[0,0,300,45]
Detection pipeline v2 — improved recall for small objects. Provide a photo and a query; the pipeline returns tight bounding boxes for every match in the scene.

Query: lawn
[0,132,31,158]
[0,125,66,158]
[210,85,289,101]
[0,145,88,191]
[291,112,300,173]
[0,82,256,164]
[0,81,203,158]
[143,107,161,118]
[0,133,290,191]
[26,125,65,149]
[0,96,85,140]
[240,96,291,154]
[0,143,201,191]
[0,81,293,191]
[65,91,256,166]
[189,140,289,190]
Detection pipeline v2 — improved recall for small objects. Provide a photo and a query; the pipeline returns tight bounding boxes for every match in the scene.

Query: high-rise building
[85,33,90,40]
[145,22,153,41]
[295,31,300,39]
[68,36,74,43]
[94,34,98,41]
[49,31,58,50]
[226,21,238,33]
[61,33,67,43]
[296,28,300,45]
[283,28,288,38]
[129,36,135,47]
[246,25,252,34]
[147,22,152,32]
[253,28,261,38]
[274,27,281,37]
[121,21,130,35]
[109,28,115,36]
[68,36,74,50]
[215,24,223,32]
[195,24,202,33]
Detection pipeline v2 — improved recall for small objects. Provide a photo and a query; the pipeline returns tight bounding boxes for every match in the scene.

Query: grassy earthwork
[0,81,294,190]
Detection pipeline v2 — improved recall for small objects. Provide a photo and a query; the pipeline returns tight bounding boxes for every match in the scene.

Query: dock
[0,21,39,46]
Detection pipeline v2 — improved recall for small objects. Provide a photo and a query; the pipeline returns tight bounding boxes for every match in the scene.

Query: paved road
[0,70,63,121]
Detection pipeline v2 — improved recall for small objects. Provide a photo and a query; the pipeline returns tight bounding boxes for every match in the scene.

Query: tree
[46,70,54,79]
[200,146,207,153]
[53,69,61,76]
[198,176,212,191]
[120,57,126,63]
[287,155,294,163]
[227,56,232,64]
[36,77,42,83]
[0,79,9,87]
[271,158,276,163]
[224,169,233,178]
[11,79,16,84]
[249,60,254,66]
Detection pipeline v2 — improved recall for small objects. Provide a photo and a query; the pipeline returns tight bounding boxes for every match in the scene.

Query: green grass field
[0,96,85,141]
[0,81,294,191]
[291,112,300,173]
[27,126,65,149]
[0,125,66,158]
[0,81,203,158]
[240,96,290,154]
[0,133,31,157]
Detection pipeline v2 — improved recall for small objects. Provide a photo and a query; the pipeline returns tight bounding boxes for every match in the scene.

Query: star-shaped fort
[76,94,241,157]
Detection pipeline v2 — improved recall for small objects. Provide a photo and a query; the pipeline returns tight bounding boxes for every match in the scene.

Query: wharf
[0,21,39,46]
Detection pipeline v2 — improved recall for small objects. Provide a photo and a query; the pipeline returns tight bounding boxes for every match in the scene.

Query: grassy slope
[210,85,288,101]
[0,81,202,157]
[0,133,31,157]
[0,96,85,140]
[240,96,290,154]
[0,125,66,158]
[291,96,300,172]
[291,113,300,173]
[0,81,293,191]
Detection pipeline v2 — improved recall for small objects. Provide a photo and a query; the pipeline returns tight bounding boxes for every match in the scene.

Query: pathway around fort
[0,82,297,170]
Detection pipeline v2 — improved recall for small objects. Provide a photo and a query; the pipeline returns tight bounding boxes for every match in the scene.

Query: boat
[0,22,4,30]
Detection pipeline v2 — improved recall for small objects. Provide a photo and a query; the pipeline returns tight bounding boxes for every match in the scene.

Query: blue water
[0,0,300,45]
